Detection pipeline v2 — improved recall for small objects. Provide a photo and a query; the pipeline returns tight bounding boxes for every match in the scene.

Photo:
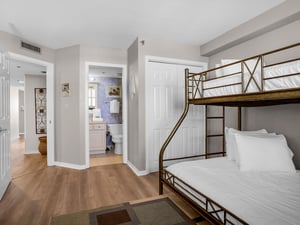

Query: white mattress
[202,60,300,98]
[166,158,300,225]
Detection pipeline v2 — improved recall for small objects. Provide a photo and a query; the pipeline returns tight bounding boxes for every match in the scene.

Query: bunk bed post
[261,56,264,91]
[238,106,242,130]
[205,106,208,159]
[159,68,190,195]
[222,106,225,156]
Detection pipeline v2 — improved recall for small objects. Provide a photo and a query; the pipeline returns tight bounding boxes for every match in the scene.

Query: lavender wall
[94,77,122,124]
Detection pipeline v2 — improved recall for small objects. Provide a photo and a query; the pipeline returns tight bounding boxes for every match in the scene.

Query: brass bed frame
[159,42,300,225]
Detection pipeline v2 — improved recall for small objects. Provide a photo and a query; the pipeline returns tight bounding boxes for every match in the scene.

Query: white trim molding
[127,161,149,176]
[53,161,88,170]
[24,151,40,155]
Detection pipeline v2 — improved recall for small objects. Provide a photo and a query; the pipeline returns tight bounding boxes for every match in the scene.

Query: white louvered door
[0,52,10,200]
[146,61,205,172]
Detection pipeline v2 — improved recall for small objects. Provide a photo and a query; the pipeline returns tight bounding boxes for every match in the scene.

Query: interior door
[146,61,205,172]
[0,52,10,200]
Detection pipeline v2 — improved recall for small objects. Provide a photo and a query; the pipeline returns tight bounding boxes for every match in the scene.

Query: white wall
[10,86,19,140]
[24,75,46,154]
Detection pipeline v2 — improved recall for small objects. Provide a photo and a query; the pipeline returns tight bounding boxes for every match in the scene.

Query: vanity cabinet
[89,122,106,154]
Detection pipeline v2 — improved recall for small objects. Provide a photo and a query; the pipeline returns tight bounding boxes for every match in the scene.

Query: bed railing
[188,42,300,101]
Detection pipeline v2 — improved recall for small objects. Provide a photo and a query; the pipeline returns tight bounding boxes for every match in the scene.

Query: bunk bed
[159,42,300,225]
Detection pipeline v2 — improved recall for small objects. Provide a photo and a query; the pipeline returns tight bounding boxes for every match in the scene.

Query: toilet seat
[112,135,122,143]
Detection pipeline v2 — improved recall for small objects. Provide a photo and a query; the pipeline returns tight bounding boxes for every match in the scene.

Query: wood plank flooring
[90,150,123,167]
[0,139,162,225]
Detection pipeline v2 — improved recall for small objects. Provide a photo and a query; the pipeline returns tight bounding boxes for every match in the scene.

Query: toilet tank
[108,124,122,135]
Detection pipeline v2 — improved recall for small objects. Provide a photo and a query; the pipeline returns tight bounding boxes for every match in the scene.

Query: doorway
[8,52,55,166]
[85,62,127,168]
[9,59,48,178]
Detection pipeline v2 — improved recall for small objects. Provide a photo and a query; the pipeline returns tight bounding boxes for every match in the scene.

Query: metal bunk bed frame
[159,42,300,225]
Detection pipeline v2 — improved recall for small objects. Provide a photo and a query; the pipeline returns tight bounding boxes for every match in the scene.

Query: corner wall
[55,45,82,164]
[127,39,140,169]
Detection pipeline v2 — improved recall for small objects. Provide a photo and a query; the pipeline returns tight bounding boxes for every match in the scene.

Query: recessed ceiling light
[17,66,21,68]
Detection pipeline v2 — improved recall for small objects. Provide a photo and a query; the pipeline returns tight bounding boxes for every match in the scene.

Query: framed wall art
[106,86,121,97]
[61,83,70,97]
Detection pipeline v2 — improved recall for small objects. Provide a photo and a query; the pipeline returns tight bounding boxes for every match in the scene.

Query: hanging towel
[110,100,120,113]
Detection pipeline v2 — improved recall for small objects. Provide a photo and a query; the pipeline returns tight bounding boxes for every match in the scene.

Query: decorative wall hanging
[106,86,121,97]
[61,83,70,97]
[35,88,47,134]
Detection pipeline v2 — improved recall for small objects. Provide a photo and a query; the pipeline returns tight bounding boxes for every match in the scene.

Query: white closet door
[0,52,10,200]
[146,62,205,172]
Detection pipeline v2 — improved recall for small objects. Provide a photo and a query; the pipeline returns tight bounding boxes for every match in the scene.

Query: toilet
[107,124,123,154]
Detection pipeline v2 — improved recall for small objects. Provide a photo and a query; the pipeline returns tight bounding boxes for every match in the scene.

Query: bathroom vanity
[89,122,106,154]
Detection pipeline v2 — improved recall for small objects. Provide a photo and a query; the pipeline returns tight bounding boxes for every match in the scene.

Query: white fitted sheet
[166,157,300,225]
[202,60,300,97]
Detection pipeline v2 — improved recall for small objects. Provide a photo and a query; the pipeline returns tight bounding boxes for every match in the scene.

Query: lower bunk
[161,156,300,225]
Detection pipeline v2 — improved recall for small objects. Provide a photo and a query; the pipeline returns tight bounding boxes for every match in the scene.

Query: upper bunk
[187,42,300,107]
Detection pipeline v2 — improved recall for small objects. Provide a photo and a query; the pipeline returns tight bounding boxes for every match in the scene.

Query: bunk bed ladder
[205,106,225,159]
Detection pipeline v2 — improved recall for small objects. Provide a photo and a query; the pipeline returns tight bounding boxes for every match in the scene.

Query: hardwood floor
[90,149,123,167]
[10,137,47,179]
[0,139,161,225]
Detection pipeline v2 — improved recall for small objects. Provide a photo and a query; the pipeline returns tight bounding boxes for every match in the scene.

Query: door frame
[8,52,55,166]
[145,56,207,172]
[84,61,128,167]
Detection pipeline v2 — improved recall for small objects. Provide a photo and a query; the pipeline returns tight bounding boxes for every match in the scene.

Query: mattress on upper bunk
[166,157,300,225]
[202,60,300,97]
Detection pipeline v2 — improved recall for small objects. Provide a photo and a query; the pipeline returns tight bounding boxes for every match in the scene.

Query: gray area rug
[51,198,199,225]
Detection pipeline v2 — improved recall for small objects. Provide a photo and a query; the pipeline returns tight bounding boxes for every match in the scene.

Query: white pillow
[232,132,295,165]
[234,134,296,172]
[225,127,268,161]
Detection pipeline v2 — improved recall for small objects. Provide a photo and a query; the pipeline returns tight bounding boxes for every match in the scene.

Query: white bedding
[166,157,300,225]
[201,60,300,98]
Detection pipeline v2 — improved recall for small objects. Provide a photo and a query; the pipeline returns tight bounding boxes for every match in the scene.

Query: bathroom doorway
[85,62,127,168]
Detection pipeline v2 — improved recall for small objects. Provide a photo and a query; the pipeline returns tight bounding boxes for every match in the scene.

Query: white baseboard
[54,161,88,170]
[127,160,149,176]
[24,151,39,155]
[10,136,19,141]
